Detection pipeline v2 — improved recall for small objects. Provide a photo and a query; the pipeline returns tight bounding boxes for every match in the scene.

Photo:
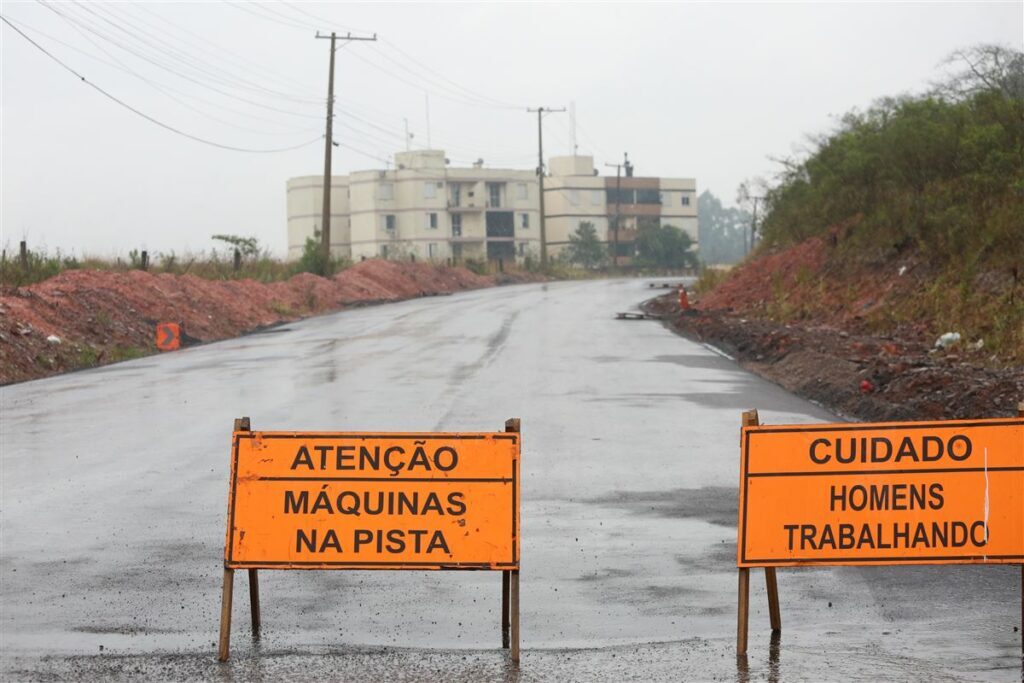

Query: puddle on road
[586,487,738,528]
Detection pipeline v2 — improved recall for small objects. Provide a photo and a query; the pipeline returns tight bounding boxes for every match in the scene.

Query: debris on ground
[643,235,1023,421]
[0,260,542,385]
[934,332,961,349]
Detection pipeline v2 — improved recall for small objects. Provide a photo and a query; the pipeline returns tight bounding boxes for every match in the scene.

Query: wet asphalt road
[1,279,1021,681]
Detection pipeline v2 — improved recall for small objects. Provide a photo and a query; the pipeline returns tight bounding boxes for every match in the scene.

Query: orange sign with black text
[738,418,1024,567]
[225,431,520,570]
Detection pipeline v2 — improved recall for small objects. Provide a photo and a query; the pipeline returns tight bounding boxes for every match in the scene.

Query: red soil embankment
[0,260,531,384]
[646,235,1023,421]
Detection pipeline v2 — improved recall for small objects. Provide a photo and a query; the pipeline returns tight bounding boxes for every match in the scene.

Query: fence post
[19,241,28,270]
[140,250,149,271]
[233,248,241,272]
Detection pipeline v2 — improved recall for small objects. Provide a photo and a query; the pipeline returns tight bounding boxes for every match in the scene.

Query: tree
[698,190,751,264]
[635,223,698,269]
[936,44,1024,101]
[211,234,260,258]
[565,221,607,269]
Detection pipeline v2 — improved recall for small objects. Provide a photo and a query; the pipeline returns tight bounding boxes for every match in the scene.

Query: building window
[427,212,438,229]
[517,242,526,257]
[519,213,530,229]
[378,183,394,200]
[488,183,501,208]
[450,183,461,206]
[606,188,635,205]
[428,243,438,258]
[636,188,660,204]
[384,214,396,232]
[381,244,389,259]
[424,182,436,199]
[516,183,527,200]
[660,191,671,205]
[591,190,603,205]
[451,214,462,236]
[681,195,691,206]
[569,189,580,206]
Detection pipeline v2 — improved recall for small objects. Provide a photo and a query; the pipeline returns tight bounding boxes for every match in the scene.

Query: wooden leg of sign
[501,570,511,649]
[248,569,261,639]
[218,568,234,662]
[510,569,520,664]
[737,567,750,655]
[765,567,781,632]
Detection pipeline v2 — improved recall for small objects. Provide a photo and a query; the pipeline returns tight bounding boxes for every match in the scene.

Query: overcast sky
[2,1,1021,257]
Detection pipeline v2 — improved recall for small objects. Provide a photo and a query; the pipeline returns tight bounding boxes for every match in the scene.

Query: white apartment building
[288,150,540,263]
[286,150,697,263]
[544,155,698,262]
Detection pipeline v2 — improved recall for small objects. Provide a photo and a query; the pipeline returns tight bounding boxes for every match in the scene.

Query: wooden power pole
[316,31,376,262]
[604,153,630,268]
[527,106,565,271]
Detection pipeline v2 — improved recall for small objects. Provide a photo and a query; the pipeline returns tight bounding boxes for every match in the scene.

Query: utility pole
[527,106,565,271]
[604,153,630,269]
[316,31,376,263]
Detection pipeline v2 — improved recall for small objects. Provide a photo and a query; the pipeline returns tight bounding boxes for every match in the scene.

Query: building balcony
[447,201,484,212]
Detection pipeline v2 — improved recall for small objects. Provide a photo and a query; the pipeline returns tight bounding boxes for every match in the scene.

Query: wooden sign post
[218,417,521,662]
[736,407,1024,655]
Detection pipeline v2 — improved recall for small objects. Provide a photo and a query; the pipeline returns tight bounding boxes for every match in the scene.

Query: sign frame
[734,407,1024,656]
[217,417,522,663]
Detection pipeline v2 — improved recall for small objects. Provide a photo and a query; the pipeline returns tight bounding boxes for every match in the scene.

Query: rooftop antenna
[570,101,577,155]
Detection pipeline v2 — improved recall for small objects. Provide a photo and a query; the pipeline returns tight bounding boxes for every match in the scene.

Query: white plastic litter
[46,334,61,345]
[898,265,908,276]
[934,332,961,349]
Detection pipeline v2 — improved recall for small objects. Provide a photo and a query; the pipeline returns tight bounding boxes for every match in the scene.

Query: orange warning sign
[155,322,180,351]
[738,418,1024,567]
[225,431,520,569]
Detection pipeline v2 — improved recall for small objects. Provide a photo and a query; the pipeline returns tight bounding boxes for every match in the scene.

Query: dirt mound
[0,260,529,385]
[646,234,1023,421]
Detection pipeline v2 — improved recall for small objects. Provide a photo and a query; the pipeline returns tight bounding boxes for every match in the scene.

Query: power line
[7,14,317,137]
[1,15,324,153]
[133,2,319,93]
[222,0,313,31]
[344,47,520,111]
[38,1,323,120]
[366,41,520,110]
[67,1,322,105]
[278,1,374,35]
[378,38,523,110]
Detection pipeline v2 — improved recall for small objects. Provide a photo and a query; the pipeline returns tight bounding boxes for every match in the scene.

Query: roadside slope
[0,260,531,384]
[647,234,1023,421]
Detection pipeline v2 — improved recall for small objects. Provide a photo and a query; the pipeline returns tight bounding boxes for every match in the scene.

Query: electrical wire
[68,1,322,105]
[1,15,324,153]
[376,38,523,110]
[366,41,520,111]
[133,2,319,93]
[38,1,323,120]
[344,47,520,111]
[278,1,374,35]
[8,14,318,136]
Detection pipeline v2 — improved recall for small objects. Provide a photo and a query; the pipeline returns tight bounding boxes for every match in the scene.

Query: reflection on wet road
[1,280,1019,680]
